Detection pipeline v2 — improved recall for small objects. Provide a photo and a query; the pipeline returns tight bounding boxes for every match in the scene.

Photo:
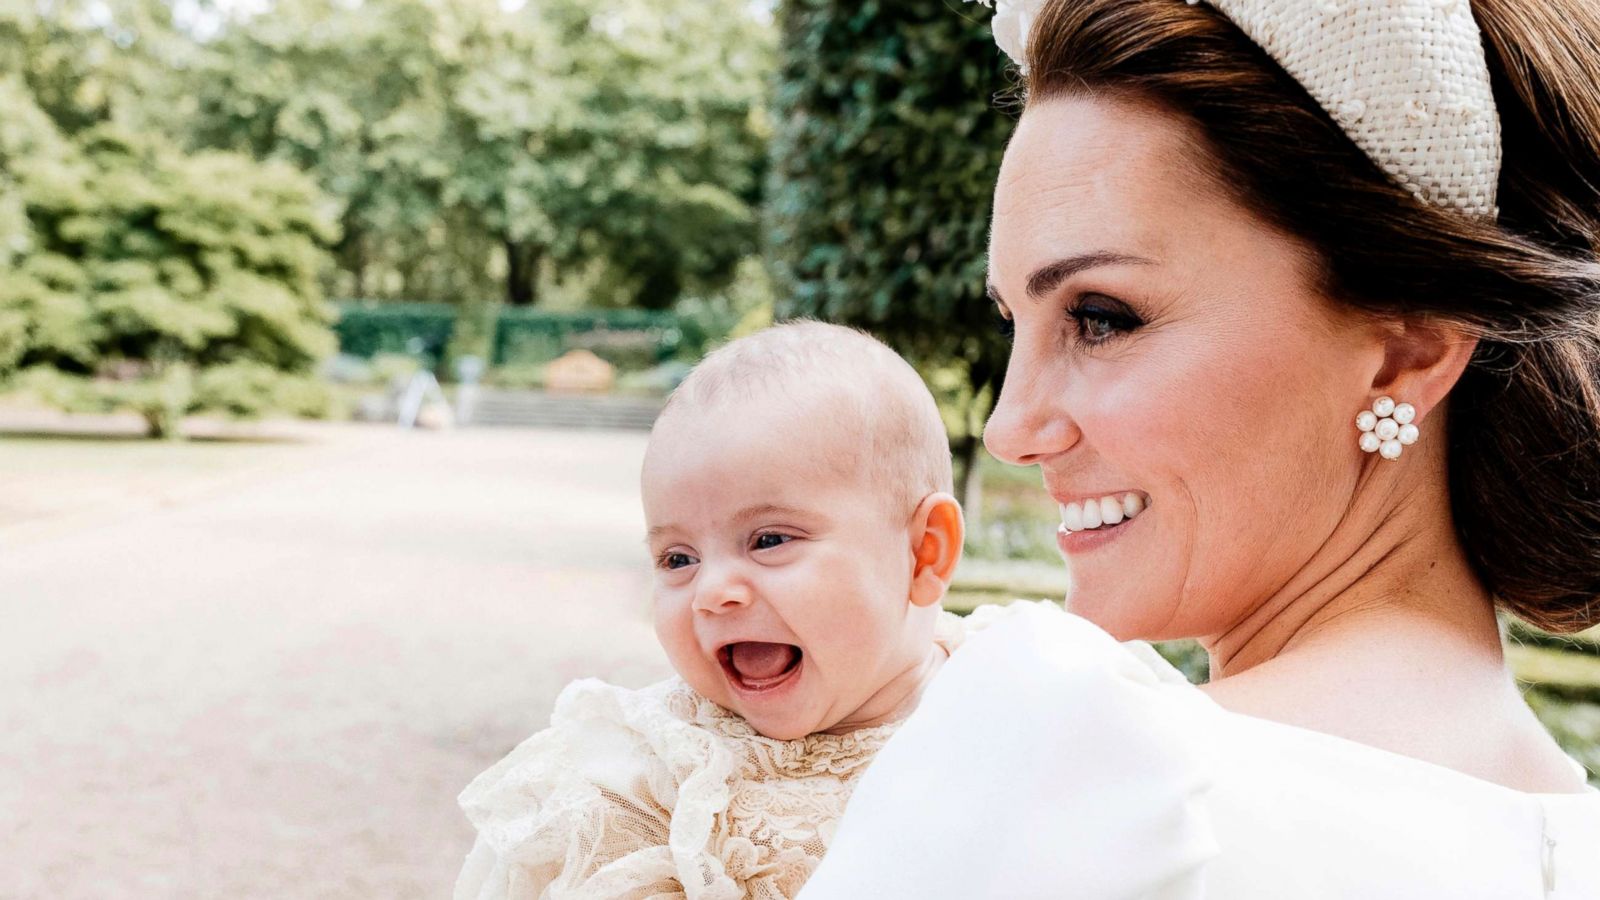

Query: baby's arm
[453,788,685,900]
[455,680,708,900]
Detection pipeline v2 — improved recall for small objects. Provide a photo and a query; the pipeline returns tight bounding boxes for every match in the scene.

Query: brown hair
[1021,0,1600,632]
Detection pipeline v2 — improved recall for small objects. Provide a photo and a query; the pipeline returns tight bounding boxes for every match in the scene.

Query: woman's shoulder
[1194,706,1600,897]
[801,601,1600,899]
[941,598,1199,701]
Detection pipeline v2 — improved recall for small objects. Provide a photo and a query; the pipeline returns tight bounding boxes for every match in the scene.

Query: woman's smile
[1055,501,1147,554]
[1056,490,1150,532]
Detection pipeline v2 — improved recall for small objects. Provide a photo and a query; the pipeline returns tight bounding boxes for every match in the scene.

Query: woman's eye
[752,532,793,551]
[658,551,698,570]
[1068,298,1141,347]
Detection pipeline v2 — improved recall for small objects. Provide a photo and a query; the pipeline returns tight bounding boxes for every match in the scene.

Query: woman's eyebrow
[986,251,1155,304]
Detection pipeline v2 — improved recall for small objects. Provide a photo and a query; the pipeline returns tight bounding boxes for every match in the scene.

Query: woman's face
[984,94,1382,642]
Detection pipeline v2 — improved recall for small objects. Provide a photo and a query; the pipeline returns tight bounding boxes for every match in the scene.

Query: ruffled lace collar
[658,682,897,778]
[656,610,970,779]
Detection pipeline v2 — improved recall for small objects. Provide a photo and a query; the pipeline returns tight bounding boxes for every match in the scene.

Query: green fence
[333,302,687,368]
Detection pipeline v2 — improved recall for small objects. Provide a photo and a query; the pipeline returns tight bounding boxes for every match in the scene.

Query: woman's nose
[983,364,1080,466]
[692,565,754,614]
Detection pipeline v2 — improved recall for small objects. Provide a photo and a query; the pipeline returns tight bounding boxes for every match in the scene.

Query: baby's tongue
[729,642,798,682]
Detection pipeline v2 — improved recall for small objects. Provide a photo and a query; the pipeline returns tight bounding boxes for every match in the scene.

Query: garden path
[1,424,668,899]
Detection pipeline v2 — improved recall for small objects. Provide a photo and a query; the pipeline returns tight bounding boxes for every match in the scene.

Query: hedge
[333,302,686,369]
[333,301,458,362]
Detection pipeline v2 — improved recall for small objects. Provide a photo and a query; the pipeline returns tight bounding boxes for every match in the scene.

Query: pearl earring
[1355,395,1418,459]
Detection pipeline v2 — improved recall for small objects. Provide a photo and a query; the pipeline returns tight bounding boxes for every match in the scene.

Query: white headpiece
[970,0,1502,218]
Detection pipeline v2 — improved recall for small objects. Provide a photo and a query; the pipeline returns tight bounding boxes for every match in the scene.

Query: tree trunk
[954,432,983,534]
[504,239,541,306]
[340,220,369,298]
[144,409,177,440]
[955,362,1004,535]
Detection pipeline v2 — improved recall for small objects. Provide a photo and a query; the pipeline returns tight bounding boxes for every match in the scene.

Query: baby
[454,321,974,900]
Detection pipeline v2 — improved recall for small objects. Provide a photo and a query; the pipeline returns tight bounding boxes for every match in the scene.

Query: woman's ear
[1371,316,1479,422]
[908,492,964,608]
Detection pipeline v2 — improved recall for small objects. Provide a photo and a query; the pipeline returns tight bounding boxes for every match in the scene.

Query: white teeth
[1060,502,1083,531]
[1081,499,1102,529]
[1099,496,1124,525]
[1059,492,1148,533]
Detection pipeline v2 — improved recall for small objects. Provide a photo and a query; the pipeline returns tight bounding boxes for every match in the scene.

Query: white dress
[796,601,1600,900]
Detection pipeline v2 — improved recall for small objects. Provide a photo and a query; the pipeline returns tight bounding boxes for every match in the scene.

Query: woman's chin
[1063,592,1160,642]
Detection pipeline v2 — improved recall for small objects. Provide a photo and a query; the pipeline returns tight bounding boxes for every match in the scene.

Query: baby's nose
[693,575,754,613]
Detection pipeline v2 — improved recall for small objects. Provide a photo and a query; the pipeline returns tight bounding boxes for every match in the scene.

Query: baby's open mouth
[719,641,804,692]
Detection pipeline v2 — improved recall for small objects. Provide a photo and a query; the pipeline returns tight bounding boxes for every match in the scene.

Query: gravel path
[2,425,670,899]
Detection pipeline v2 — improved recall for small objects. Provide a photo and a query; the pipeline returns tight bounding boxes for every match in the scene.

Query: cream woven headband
[971,0,1503,218]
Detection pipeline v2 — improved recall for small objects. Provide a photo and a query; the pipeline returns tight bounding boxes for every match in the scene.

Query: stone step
[463,389,664,431]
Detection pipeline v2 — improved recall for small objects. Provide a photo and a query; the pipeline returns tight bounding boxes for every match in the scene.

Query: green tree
[536,0,772,310]
[767,0,1012,506]
[182,0,481,303]
[183,0,773,310]
[1,121,338,436]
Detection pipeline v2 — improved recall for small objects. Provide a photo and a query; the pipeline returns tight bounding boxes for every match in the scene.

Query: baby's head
[642,321,963,740]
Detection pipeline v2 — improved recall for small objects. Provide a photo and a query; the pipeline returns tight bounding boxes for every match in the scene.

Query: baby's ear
[909,492,964,608]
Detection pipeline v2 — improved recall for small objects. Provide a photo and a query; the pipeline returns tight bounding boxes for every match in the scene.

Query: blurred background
[1,0,1595,896]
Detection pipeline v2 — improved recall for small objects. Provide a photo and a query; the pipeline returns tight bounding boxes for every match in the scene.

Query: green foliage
[0,52,339,436]
[331,302,688,373]
[1506,619,1600,657]
[182,0,774,309]
[769,0,1011,363]
[1509,645,1600,704]
[672,256,776,358]
[768,0,1015,501]
[490,307,683,368]
[1525,692,1600,785]
[333,301,458,363]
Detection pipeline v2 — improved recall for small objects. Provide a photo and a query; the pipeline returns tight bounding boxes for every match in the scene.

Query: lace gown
[454,610,985,900]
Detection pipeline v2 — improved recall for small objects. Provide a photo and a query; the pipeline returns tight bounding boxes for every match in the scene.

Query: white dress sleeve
[796,601,1217,900]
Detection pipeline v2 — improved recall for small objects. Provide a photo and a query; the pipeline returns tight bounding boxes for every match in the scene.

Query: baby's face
[643,399,927,740]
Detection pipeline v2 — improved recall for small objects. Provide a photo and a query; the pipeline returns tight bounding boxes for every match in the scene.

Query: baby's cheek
[810,612,895,682]
[652,599,701,669]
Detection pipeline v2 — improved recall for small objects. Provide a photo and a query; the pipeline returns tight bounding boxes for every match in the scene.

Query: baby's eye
[658,551,699,570]
[751,532,793,551]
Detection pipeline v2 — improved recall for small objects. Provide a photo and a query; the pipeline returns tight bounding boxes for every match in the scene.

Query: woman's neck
[1196,464,1587,792]
[1203,451,1503,679]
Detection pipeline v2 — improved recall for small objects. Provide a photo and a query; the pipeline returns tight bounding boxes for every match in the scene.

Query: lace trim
[663,686,898,778]
[456,604,1036,899]
[660,608,975,778]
